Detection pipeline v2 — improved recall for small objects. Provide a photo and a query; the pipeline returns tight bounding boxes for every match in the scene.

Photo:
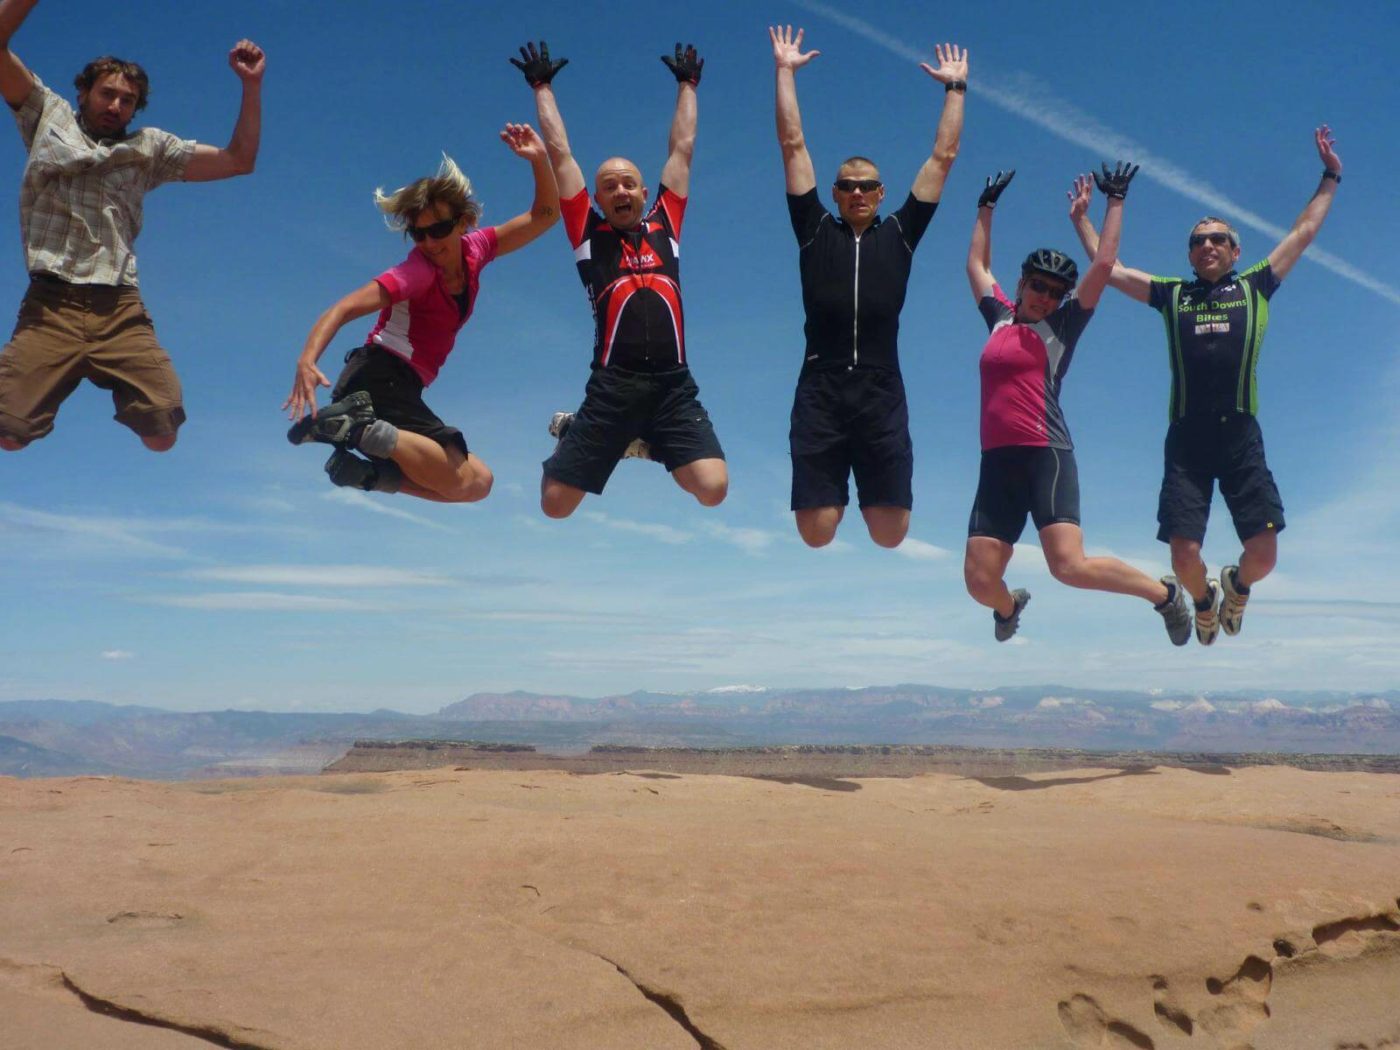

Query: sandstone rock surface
[2,766,1398,1048]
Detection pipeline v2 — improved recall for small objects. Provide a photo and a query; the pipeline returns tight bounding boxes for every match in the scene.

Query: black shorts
[790,367,912,511]
[1157,413,1284,544]
[543,366,724,495]
[968,445,1081,544]
[331,345,467,456]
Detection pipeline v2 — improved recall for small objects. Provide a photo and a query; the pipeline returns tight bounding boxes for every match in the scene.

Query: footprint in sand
[1057,992,1155,1048]
[1198,955,1272,1043]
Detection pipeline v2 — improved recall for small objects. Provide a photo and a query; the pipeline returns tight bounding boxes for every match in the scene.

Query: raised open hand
[1315,125,1342,175]
[509,41,568,88]
[661,43,704,85]
[228,40,265,83]
[500,123,545,162]
[920,43,967,85]
[1067,174,1093,220]
[769,25,820,71]
[1092,161,1139,200]
[978,169,1015,209]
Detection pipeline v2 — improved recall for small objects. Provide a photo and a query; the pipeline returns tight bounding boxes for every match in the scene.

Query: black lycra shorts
[1157,413,1284,544]
[790,367,913,511]
[968,445,1081,544]
[543,366,724,495]
[331,345,467,456]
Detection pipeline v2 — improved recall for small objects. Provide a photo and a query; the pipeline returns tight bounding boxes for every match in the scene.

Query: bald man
[512,40,726,518]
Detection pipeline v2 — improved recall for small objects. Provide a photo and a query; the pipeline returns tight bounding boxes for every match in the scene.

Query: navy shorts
[790,367,912,511]
[968,445,1081,544]
[543,366,724,495]
[1157,413,1284,544]
[331,345,467,456]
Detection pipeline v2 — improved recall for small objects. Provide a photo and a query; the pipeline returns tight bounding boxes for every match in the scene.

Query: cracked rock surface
[2,766,1399,1049]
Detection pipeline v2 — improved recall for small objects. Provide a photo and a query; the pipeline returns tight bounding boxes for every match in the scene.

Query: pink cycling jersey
[365,226,498,386]
[978,283,1093,451]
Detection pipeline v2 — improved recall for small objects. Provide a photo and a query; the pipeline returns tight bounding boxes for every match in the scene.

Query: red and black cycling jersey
[561,184,687,373]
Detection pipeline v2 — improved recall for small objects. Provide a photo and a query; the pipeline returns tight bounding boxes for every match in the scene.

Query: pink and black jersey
[365,226,498,387]
[978,284,1093,451]
[561,184,686,373]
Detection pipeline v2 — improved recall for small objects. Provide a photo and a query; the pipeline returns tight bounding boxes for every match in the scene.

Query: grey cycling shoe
[994,589,1030,642]
[1156,576,1192,647]
[288,390,374,446]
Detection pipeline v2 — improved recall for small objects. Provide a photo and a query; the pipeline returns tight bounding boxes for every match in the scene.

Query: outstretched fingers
[1315,124,1342,173]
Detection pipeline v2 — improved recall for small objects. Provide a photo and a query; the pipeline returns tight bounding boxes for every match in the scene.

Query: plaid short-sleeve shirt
[13,76,195,287]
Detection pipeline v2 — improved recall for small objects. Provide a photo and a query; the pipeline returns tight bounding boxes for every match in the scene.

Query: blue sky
[0,0,1396,712]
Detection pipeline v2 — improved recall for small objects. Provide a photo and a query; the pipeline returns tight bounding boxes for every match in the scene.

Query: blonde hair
[374,154,482,235]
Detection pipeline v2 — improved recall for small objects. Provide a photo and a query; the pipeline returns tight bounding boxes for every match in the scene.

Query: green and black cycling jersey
[1147,260,1281,422]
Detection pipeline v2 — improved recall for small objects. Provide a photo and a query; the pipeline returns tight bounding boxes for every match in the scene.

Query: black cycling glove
[510,41,569,87]
[1093,161,1139,200]
[978,169,1015,209]
[661,43,704,85]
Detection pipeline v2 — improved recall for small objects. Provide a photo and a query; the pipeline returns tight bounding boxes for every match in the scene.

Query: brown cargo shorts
[0,274,186,445]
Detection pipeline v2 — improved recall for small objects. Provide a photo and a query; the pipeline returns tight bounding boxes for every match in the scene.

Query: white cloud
[581,511,692,545]
[896,537,952,561]
[792,0,1400,305]
[146,592,368,612]
[181,565,452,588]
[701,521,780,554]
[101,649,135,661]
[320,489,454,532]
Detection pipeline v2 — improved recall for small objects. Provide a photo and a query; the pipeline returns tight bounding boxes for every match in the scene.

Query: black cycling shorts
[1157,412,1284,544]
[968,445,1081,544]
[543,366,724,495]
[332,345,467,456]
[790,367,912,511]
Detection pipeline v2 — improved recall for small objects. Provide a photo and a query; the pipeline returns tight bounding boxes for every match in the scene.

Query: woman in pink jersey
[284,123,558,502]
[963,164,1193,645]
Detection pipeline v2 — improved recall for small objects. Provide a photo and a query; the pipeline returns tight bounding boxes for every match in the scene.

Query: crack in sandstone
[59,974,275,1050]
[594,954,728,1050]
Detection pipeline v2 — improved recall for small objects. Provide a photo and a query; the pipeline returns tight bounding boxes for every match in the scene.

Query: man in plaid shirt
[0,0,265,451]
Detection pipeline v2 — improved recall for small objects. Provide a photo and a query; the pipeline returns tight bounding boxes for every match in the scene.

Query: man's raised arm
[511,40,584,201]
[769,25,817,196]
[1266,125,1342,281]
[1068,176,1152,303]
[0,0,39,110]
[911,43,966,204]
[183,40,265,182]
[658,43,702,198]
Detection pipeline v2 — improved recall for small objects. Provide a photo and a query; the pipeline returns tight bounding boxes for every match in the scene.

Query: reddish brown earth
[3,765,1398,1048]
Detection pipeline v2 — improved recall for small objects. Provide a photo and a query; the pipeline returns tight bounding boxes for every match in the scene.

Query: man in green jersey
[1070,126,1341,645]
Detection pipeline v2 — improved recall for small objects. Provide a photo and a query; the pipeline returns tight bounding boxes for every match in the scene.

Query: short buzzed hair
[837,155,879,176]
[1190,215,1240,250]
[74,57,150,111]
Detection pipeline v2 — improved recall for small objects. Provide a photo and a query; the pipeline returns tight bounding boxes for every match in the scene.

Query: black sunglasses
[834,178,882,193]
[1189,231,1234,249]
[408,216,459,242]
[1025,277,1069,299]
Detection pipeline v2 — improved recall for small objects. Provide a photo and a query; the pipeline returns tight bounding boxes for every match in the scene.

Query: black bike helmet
[1021,248,1078,287]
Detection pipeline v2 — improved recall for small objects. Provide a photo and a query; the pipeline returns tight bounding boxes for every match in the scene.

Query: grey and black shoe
[288,390,374,447]
[993,589,1030,642]
[324,448,377,490]
[1220,565,1250,636]
[548,411,573,441]
[1194,579,1221,647]
[1155,576,1192,647]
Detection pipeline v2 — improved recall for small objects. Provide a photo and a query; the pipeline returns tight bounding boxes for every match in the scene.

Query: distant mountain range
[2,684,1396,780]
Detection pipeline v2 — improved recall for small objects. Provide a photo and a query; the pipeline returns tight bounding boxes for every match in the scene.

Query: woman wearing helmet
[962,164,1193,644]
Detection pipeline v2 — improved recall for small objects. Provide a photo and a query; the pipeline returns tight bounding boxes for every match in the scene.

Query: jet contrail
[789,0,1400,306]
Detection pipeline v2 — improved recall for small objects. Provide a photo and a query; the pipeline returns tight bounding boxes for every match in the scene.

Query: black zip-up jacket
[787,188,937,376]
